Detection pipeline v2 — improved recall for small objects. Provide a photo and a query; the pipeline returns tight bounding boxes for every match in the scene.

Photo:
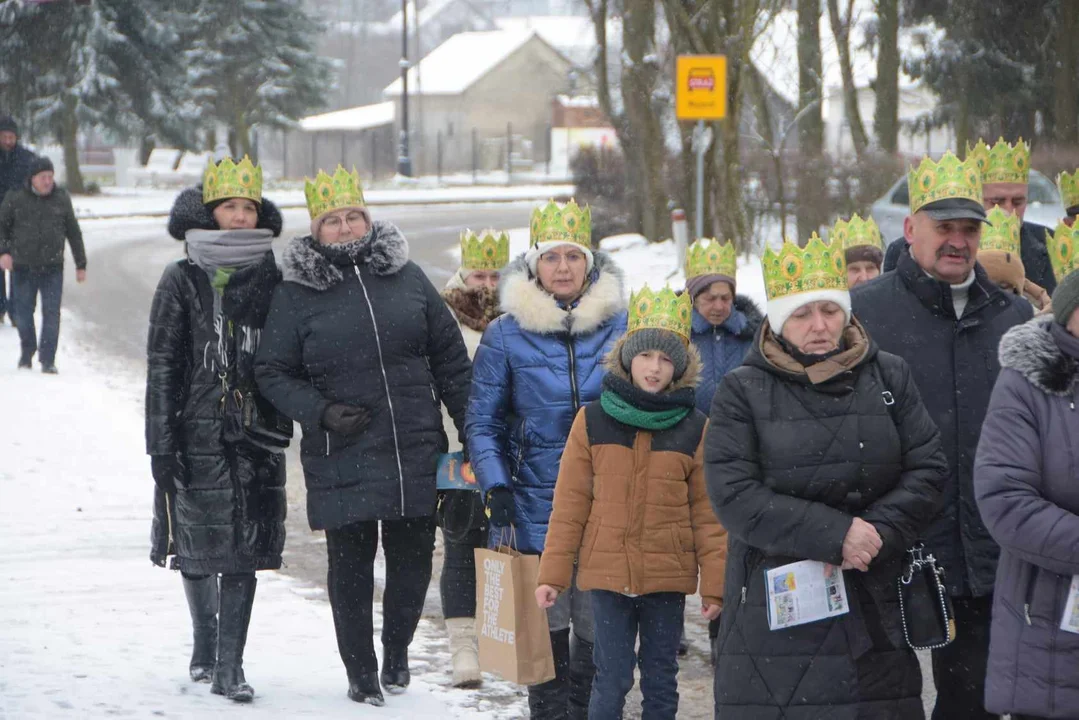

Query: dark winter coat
[146,193,288,574]
[0,143,36,204]
[705,319,948,719]
[690,296,763,414]
[466,252,628,554]
[976,316,1079,718]
[852,250,1034,597]
[254,223,472,531]
[0,181,86,270]
[883,221,1057,293]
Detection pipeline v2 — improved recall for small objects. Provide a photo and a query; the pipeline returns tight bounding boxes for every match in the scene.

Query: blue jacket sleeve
[465,320,513,495]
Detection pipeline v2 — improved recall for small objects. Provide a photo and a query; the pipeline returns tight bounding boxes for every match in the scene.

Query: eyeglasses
[322,211,367,231]
[539,251,587,267]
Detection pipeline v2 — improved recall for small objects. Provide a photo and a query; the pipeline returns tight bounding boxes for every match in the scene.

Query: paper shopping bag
[474,538,556,685]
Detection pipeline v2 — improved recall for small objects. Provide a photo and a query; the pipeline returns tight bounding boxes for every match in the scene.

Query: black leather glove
[485,487,515,527]
[321,403,371,437]
[151,454,186,493]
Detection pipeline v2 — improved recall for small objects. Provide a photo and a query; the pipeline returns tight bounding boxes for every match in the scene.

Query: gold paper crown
[460,229,510,271]
[762,234,847,301]
[830,213,883,252]
[908,151,982,214]
[1047,221,1079,282]
[966,137,1031,185]
[304,165,366,220]
[202,155,262,205]
[529,199,591,249]
[627,284,692,342]
[979,206,1021,255]
[685,238,737,280]
[1059,169,1079,212]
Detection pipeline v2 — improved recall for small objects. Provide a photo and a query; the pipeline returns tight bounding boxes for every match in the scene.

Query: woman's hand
[841,517,882,572]
[702,604,721,621]
[535,585,559,609]
[320,403,371,437]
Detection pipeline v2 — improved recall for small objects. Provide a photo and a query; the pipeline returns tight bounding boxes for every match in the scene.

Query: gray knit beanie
[1052,269,1079,327]
[620,328,689,381]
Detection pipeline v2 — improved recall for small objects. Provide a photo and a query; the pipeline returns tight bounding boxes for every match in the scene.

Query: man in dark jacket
[853,151,1034,720]
[0,156,87,373]
[884,138,1056,293]
[0,115,36,325]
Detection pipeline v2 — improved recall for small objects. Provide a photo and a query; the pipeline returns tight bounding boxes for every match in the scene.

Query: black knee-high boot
[211,574,257,702]
[181,574,218,682]
[528,628,570,719]
[567,631,595,720]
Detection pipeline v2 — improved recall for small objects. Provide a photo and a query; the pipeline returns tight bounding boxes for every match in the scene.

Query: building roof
[383,29,567,97]
[494,16,596,66]
[300,102,396,132]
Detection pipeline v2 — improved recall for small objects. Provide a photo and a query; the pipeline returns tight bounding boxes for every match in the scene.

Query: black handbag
[223,388,294,453]
[897,544,956,650]
[436,488,487,543]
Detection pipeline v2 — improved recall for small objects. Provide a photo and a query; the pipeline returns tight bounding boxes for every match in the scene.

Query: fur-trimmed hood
[281,221,409,290]
[999,316,1079,397]
[167,186,283,240]
[603,332,702,391]
[498,250,626,335]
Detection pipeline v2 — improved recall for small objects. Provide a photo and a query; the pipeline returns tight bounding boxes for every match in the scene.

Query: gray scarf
[185,229,275,373]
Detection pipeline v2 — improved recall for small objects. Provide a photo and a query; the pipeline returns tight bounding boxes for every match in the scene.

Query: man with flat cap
[853,151,1033,720]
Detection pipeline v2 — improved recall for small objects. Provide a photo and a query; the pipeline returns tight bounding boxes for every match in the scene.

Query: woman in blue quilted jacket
[466,200,627,719]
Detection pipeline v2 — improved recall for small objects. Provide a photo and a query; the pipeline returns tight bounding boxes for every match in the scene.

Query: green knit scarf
[600,390,690,430]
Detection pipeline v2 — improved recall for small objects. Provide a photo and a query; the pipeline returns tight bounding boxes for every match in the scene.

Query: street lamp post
[397,0,412,177]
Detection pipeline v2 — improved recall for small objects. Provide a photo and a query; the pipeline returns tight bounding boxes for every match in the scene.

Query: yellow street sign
[676,55,727,121]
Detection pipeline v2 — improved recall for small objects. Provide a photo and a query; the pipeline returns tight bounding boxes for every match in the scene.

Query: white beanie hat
[767,288,851,336]
[525,241,595,276]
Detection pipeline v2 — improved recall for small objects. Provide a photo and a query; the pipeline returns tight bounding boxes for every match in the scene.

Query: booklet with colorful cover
[765,559,849,631]
[436,451,480,491]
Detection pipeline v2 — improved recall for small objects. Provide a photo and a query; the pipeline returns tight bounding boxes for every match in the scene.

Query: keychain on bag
[897,544,956,650]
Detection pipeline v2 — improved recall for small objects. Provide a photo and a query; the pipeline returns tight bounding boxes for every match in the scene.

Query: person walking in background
[255,166,472,707]
[537,285,726,720]
[975,226,1079,720]
[467,200,627,719]
[146,156,287,703]
[0,114,35,327]
[0,156,85,373]
[437,228,509,688]
[831,213,885,289]
[707,233,948,718]
[853,151,1033,719]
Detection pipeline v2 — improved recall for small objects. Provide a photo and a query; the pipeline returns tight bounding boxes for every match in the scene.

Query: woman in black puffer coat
[146,157,286,704]
[254,166,472,706]
[705,239,948,719]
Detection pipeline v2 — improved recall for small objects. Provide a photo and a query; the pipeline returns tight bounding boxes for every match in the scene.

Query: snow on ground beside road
[71,184,575,220]
[0,317,527,719]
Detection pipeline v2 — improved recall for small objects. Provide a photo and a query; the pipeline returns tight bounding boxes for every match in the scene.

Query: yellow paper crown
[966,137,1031,185]
[627,284,692,342]
[304,165,366,220]
[762,234,847,301]
[460,229,510,271]
[1059,169,1079,212]
[1047,221,1079,282]
[979,206,1021,254]
[830,213,883,252]
[908,151,982,214]
[685,238,737,280]
[202,155,262,205]
[529,199,591,249]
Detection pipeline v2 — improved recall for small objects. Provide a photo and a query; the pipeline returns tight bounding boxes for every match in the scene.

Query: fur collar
[498,251,626,335]
[281,221,409,290]
[443,286,500,333]
[167,186,283,240]
[603,332,702,391]
[999,316,1079,397]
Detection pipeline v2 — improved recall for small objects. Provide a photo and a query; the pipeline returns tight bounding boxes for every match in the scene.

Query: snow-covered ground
[0,318,527,719]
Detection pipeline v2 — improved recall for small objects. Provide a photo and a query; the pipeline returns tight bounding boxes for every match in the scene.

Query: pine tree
[182,0,336,160]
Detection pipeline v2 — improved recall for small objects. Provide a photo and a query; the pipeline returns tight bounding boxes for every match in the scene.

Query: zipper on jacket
[1024,566,1038,625]
[353,265,407,511]
[424,355,438,403]
[325,431,331,457]
[565,337,580,411]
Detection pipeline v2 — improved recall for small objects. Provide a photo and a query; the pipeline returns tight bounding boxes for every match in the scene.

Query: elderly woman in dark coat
[975,249,1079,720]
[146,156,286,703]
[255,166,472,707]
[705,235,948,719]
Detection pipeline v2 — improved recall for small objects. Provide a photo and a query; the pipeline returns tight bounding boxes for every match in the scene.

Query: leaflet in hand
[765,560,849,631]
[1060,576,1079,635]
[437,451,480,491]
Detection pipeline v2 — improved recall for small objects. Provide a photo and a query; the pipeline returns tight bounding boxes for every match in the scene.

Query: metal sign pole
[695,119,705,239]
